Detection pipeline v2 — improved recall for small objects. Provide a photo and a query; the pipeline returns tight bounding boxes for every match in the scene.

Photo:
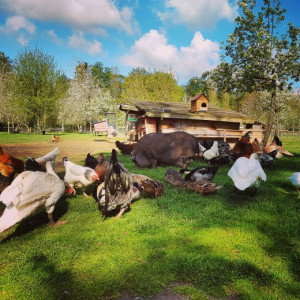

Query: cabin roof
[120,100,264,125]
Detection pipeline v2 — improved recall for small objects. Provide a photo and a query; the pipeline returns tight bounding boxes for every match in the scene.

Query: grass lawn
[0,134,299,300]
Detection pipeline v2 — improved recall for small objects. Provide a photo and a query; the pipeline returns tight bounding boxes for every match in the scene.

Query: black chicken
[96,149,140,218]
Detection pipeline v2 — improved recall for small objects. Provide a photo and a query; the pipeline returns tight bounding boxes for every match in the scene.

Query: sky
[0,0,299,86]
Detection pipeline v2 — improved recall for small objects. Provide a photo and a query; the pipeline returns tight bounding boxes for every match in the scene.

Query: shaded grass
[0,137,299,299]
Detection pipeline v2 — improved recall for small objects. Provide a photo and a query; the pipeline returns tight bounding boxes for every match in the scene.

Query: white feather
[203,141,219,161]
[289,172,300,188]
[0,161,65,233]
[228,153,266,191]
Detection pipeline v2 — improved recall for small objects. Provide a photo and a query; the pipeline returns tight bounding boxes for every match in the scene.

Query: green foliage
[12,47,64,129]
[121,67,183,103]
[0,135,299,299]
[184,76,210,98]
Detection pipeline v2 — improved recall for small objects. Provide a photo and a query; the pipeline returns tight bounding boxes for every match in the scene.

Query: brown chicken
[115,141,136,155]
[263,135,293,157]
[0,146,24,193]
[252,138,262,153]
[233,131,254,158]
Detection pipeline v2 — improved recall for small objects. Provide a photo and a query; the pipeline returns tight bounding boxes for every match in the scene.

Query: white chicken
[203,141,219,161]
[0,160,66,233]
[228,153,266,194]
[288,172,300,192]
[63,157,99,196]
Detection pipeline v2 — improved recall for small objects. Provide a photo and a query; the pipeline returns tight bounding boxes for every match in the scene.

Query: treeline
[0,0,299,141]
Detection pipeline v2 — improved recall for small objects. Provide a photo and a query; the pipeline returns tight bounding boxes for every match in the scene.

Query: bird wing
[36,147,59,165]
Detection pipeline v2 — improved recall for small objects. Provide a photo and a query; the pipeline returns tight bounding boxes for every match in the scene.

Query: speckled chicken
[63,157,99,196]
[96,149,140,218]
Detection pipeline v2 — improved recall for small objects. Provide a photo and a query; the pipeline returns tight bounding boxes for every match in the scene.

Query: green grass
[0,136,299,300]
[0,131,108,144]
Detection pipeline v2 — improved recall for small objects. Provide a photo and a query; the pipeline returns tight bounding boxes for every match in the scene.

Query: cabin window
[201,103,207,107]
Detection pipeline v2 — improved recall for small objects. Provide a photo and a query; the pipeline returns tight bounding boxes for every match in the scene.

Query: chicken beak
[92,174,99,181]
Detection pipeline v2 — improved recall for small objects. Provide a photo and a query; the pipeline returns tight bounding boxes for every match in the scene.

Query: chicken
[257,149,279,168]
[263,135,293,157]
[228,153,266,196]
[0,146,24,193]
[252,138,262,153]
[0,160,66,233]
[115,140,136,155]
[203,141,219,161]
[52,134,60,142]
[25,147,59,171]
[63,157,99,197]
[233,131,254,158]
[164,168,185,188]
[180,165,219,181]
[96,149,139,218]
[84,153,98,169]
[186,180,222,195]
[288,172,300,192]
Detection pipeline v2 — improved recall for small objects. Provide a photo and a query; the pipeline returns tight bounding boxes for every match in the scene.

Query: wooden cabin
[120,94,265,145]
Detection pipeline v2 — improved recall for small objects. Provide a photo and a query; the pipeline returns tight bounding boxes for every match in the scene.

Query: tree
[13,47,64,131]
[0,52,21,132]
[208,0,300,145]
[64,62,116,132]
[121,68,183,103]
[185,76,209,98]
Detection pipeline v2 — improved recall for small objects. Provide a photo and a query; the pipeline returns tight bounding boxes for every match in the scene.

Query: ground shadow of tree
[1,196,69,243]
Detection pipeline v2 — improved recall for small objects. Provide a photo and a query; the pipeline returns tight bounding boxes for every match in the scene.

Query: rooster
[0,146,24,194]
[63,157,99,197]
[233,131,254,158]
[0,160,67,233]
[96,149,140,218]
[115,141,136,155]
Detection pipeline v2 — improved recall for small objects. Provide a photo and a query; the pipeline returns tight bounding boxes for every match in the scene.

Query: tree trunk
[262,92,276,146]
[7,120,10,134]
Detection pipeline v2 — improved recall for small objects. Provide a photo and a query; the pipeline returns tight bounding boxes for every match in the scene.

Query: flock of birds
[0,131,299,234]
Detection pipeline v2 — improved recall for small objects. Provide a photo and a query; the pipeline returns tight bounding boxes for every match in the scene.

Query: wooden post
[223,130,227,142]
[125,111,129,141]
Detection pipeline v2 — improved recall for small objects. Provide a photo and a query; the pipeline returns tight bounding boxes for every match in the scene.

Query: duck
[288,172,300,192]
[203,141,219,161]
[180,165,219,182]
[0,160,67,233]
[209,154,235,166]
[186,180,222,195]
[228,153,266,196]
[140,179,164,198]
[165,168,185,187]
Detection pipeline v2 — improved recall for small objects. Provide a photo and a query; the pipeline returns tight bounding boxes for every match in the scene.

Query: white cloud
[0,0,136,34]
[158,0,238,29]
[68,32,102,55]
[0,15,36,45]
[121,30,220,82]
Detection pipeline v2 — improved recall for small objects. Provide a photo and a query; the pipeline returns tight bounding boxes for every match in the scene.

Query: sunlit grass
[0,136,299,299]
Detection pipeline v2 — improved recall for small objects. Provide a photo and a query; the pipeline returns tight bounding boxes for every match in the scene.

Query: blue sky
[0,0,299,86]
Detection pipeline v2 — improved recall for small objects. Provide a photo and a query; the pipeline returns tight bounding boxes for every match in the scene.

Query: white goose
[0,160,66,233]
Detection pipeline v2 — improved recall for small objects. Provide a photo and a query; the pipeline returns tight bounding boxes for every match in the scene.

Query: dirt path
[1,138,117,173]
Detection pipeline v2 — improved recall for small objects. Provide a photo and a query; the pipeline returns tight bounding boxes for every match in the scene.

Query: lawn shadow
[0,196,69,243]
[28,253,74,299]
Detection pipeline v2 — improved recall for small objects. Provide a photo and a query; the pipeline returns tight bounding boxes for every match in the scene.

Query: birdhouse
[190,93,208,112]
